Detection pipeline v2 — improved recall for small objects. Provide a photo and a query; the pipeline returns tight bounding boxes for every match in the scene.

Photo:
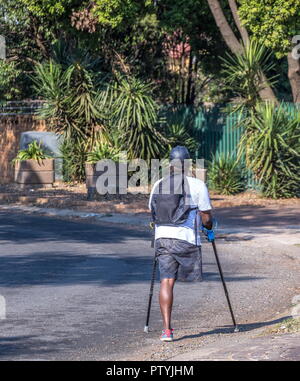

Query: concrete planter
[14,159,54,188]
[85,162,127,200]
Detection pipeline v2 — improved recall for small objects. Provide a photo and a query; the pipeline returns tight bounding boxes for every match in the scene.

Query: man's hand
[199,210,215,241]
[200,210,213,230]
[201,226,215,242]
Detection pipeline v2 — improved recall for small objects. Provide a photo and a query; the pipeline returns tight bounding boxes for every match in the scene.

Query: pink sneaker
[160,329,174,342]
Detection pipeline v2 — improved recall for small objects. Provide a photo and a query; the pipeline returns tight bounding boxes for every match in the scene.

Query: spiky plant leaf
[208,154,245,195]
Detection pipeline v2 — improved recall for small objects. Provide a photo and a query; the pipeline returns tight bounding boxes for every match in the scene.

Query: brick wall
[0,115,47,183]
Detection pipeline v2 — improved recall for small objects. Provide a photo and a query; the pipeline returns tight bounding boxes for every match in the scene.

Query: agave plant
[238,102,300,198]
[12,141,51,165]
[207,153,245,195]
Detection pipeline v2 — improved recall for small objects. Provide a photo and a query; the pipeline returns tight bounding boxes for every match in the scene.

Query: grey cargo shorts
[155,238,203,282]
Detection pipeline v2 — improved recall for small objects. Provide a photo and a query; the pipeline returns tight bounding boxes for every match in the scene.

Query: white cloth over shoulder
[149,176,212,246]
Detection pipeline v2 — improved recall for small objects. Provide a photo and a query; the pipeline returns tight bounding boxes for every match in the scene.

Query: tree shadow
[0,335,68,358]
[203,272,263,282]
[0,209,150,245]
[0,250,262,288]
[214,204,300,229]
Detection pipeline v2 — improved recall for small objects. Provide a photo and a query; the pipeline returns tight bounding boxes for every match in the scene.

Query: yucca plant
[238,102,300,198]
[32,59,108,143]
[208,153,245,195]
[12,141,51,165]
[166,124,198,157]
[105,75,168,161]
[32,54,110,181]
[221,40,278,112]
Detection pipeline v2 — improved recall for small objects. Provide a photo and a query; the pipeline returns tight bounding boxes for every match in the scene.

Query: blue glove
[201,225,215,242]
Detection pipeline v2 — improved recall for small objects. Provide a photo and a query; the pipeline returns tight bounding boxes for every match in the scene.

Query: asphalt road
[0,210,299,360]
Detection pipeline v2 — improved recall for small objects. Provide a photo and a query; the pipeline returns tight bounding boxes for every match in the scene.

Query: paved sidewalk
[170,331,300,361]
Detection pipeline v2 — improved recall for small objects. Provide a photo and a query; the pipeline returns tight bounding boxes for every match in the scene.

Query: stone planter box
[14,159,54,188]
[85,162,127,200]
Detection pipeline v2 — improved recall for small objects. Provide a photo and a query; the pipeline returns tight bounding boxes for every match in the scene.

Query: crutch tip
[234,326,239,333]
[144,326,149,333]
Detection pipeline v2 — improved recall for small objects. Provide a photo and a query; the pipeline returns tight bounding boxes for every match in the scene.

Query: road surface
[0,210,299,360]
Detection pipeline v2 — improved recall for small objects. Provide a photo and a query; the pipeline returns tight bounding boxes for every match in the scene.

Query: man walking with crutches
[148,146,214,342]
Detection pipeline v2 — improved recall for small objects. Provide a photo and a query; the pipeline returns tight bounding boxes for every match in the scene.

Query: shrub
[12,141,51,164]
[221,40,278,110]
[32,59,107,143]
[208,154,245,195]
[0,61,21,100]
[86,142,121,163]
[165,124,198,158]
[105,74,168,161]
[239,102,300,198]
[60,139,87,183]
[32,56,109,181]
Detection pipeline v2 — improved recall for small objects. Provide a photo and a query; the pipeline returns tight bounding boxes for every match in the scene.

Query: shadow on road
[0,210,263,287]
[214,204,299,229]
[0,251,263,287]
[0,335,63,358]
[0,210,150,245]
[173,316,292,342]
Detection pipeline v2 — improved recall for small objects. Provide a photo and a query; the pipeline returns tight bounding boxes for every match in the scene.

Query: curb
[0,204,151,227]
[0,193,149,214]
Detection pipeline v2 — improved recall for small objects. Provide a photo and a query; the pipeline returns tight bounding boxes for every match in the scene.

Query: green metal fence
[163,105,243,160]
[162,103,299,189]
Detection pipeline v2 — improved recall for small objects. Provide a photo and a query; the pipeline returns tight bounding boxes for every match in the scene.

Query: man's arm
[197,180,213,229]
[200,210,213,230]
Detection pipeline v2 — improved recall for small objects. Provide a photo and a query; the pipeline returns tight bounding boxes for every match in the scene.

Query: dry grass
[262,318,300,336]
[0,183,299,213]
[210,191,300,208]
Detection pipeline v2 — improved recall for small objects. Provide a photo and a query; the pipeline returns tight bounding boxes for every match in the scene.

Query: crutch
[144,251,158,333]
[211,239,239,332]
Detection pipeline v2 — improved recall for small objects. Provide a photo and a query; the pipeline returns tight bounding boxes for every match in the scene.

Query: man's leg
[159,278,176,330]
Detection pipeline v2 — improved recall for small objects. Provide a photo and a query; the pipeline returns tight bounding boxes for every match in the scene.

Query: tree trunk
[190,57,197,104]
[186,50,194,104]
[228,0,249,45]
[30,15,49,58]
[207,0,277,102]
[287,53,300,103]
[207,0,242,54]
